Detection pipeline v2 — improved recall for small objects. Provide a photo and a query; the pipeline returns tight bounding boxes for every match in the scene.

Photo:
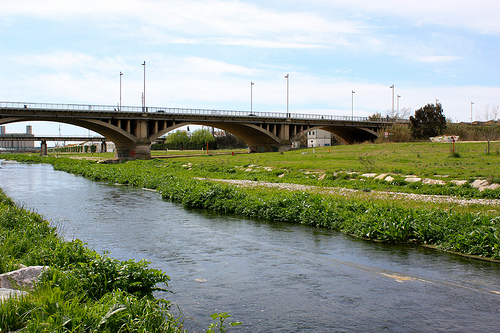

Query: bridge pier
[248,142,292,153]
[115,142,151,160]
[40,140,48,157]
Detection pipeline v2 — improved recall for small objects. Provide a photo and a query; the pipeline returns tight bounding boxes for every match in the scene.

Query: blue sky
[1,0,499,135]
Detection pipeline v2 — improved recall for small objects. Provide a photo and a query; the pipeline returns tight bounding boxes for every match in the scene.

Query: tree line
[152,127,247,151]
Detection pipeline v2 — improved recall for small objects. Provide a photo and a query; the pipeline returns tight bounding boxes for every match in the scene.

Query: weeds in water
[207,312,242,333]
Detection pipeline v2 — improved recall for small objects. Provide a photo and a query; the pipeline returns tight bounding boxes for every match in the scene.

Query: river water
[1,161,499,332]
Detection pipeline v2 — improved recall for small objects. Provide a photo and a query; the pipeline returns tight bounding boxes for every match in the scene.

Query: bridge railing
[1,101,408,124]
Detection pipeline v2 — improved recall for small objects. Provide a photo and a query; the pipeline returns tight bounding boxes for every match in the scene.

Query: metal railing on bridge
[0,101,408,124]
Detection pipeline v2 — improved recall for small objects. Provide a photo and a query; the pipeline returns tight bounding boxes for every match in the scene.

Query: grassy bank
[47,142,500,199]
[2,147,499,260]
[0,188,186,332]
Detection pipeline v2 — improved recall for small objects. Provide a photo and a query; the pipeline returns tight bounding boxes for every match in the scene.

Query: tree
[481,104,499,154]
[191,128,216,149]
[409,103,446,139]
[165,130,190,150]
[369,112,384,121]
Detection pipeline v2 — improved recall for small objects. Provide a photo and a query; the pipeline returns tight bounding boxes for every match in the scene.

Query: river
[0,161,499,332]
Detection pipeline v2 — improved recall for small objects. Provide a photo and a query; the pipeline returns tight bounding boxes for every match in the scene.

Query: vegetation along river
[1,161,499,332]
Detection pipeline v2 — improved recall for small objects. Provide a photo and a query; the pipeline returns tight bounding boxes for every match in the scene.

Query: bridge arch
[291,125,379,145]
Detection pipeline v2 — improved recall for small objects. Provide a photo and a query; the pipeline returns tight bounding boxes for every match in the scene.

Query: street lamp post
[390,85,394,115]
[397,95,401,115]
[435,99,439,106]
[142,61,146,112]
[285,74,289,117]
[250,82,254,113]
[471,102,474,124]
[119,72,123,111]
[351,90,355,117]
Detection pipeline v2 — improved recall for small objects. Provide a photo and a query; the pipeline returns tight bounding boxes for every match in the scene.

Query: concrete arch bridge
[0,101,401,159]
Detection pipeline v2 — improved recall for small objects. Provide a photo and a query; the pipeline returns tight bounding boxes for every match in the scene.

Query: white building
[307,129,333,147]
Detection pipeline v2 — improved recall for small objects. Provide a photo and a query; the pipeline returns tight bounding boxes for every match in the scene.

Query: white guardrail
[0,101,407,124]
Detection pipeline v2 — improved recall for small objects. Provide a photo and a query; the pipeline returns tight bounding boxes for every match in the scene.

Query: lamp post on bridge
[471,101,474,124]
[250,82,254,113]
[142,61,146,112]
[351,90,355,118]
[285,74,289,118]
[397,95,401,115]
[119,72,123,111]
[390,85,394,115]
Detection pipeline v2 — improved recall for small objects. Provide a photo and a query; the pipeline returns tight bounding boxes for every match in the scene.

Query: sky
[1,0,499,136]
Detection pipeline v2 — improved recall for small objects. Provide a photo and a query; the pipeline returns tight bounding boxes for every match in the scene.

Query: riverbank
[0,188,186,332]
[2,153,499,260]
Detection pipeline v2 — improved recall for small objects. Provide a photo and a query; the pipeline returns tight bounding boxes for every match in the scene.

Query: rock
[361,173,377,178]
[472,179,490,189]
[194,278,207,283]
[375,173,388,180]
[405,177,422,183]
[0,288,27,301]
[318,174,326,180]
[422,178,446,186]
[278,173,285,178]
[451,180,467,186]
[480,184,500,192]
[0,266,47,290]
[385,176,395,182]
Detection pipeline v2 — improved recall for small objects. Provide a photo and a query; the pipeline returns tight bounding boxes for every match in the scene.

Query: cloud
[0,0,367,50]
[317,0,500,35]
[413,55,462,63]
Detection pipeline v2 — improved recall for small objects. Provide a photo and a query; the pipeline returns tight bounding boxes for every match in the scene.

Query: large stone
[384,176,395,182]
[471,179,490,188]
[451,180,468,186]
[0,266,47,290]
[422,178,447,186]
[361,173,377,178]
[0,288,27,301]
[480,183,500,192]
[405,177,422,183]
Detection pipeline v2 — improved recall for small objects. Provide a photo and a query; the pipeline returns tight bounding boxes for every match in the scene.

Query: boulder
[0,288,27,301]
[451,180,468,186]
[471,179,490,188]
[479,183,500,192]
[375,173,388,180]
[422,178,447,186]
[384,176,395,182]
[361,173,377,178]
[0,266,47,291]
[405,177,422,183]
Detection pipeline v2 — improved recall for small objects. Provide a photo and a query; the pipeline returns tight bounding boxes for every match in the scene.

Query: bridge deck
[0,101,407,125]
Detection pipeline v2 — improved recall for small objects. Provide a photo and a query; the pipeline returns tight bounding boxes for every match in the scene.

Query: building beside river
[0,125,35,150]
[307,129,334,147]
